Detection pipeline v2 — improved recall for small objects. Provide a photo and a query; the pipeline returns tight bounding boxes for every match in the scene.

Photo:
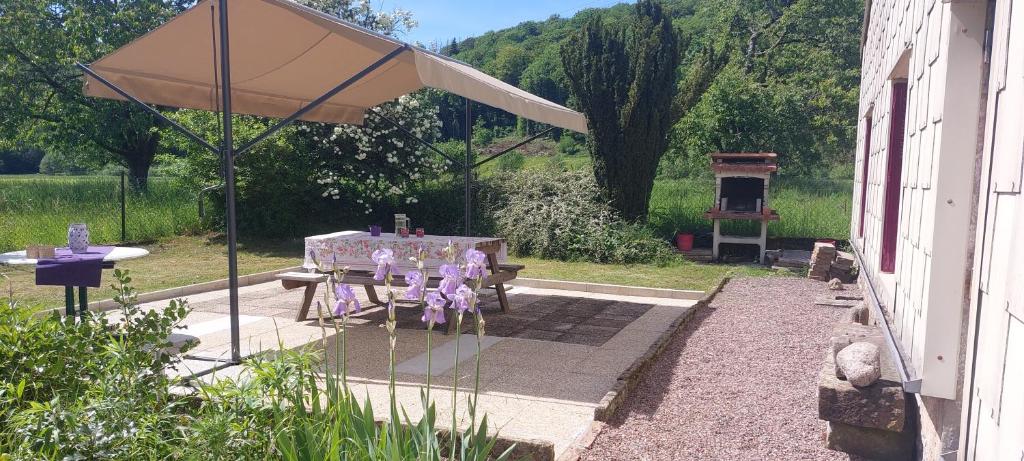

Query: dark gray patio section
[359,294,654,346]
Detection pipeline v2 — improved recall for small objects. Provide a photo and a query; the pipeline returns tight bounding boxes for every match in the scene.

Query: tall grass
[648,177,852,240]
[0,172,852,254]
[0,175,201,252]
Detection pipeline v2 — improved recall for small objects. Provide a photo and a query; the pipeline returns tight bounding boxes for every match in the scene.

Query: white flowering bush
[292,0,416,36]
[304,92,447,214]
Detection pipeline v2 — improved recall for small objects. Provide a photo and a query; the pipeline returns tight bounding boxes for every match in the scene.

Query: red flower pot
[675,233,694,252]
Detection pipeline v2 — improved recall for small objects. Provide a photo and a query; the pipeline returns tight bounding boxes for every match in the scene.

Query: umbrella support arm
[79,44,411,161]
[374,112,462,166]
[76,63,220,155]
[473,127,556,169]
[234,44,410,157]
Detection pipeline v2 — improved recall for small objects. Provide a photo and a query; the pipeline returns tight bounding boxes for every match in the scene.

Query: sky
[375,0,631,47]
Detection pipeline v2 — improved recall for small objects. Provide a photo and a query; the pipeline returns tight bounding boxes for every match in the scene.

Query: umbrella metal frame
[76,0,560,373]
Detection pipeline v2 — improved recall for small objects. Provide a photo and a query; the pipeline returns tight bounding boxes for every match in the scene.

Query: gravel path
[583,277,853,461]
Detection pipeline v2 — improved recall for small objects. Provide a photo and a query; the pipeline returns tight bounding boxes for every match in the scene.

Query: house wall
[853,0,990,458]
[961,0,1024,459]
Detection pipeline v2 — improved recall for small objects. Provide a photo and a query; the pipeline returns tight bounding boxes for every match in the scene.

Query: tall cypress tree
[561,0,680,221]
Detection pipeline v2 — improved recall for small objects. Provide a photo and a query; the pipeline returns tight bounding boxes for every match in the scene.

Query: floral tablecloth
[303,231,507,273]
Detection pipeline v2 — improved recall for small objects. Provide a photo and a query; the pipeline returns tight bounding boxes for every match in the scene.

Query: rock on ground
[582,277,854,461]
[836,342,881,387]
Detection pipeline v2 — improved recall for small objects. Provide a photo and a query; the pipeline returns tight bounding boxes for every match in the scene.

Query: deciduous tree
[0,0,190,190]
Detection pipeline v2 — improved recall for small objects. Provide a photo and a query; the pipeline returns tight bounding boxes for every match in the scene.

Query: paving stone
[569,324,620,337]
[516,330,563,341]
[582,317,634,329]
[558,333,611,346]
[538,322,576,333]
[602,302,653,316]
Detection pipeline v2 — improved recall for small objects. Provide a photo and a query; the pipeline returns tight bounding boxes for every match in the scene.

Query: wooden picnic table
[277,231,522,333]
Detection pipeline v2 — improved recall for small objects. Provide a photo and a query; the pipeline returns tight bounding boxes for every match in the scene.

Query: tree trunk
[123,133,159,192]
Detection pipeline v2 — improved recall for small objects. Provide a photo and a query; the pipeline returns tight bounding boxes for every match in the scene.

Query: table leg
[78,287,88,321]
[487,253,510,313]
[64,286,75,318]
[296,282,317,322]
[364,284,384,306]
[446,312,457,334]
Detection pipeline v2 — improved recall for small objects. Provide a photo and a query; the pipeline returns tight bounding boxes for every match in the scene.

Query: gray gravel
[583,277,853,461]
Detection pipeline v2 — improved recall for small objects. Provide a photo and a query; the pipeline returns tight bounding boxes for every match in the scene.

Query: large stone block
[825,421,913,461]
[818,324,906,431]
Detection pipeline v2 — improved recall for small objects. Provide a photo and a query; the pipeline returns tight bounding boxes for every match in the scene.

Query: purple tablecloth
[35,246,115,288]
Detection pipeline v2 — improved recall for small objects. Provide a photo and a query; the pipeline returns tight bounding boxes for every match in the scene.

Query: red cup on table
[400,227,410,238]
[415,228,425,238]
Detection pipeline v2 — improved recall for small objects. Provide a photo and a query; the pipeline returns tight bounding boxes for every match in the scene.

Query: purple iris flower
[404,270,425,300]
[308,249,319,267]
[333,283,360,316]
[453,284,477,314]
[422,292,447,325]
[464,249,487,279]
[437,263,463,295]
[372,248,395,281]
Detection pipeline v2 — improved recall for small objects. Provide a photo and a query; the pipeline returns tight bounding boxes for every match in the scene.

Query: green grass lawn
[517,256,779,292]
[2,235,303,310]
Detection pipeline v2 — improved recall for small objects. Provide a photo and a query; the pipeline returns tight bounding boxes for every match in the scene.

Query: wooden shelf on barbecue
[704,208,781,221]
[711,152,778,161]
[712,163,779,175]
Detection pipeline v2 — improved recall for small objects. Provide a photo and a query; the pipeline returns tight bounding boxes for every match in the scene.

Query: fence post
[120,171,126,242]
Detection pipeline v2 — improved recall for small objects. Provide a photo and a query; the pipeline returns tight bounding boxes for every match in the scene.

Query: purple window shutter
[881,81,907,273]
[859,116,873,238]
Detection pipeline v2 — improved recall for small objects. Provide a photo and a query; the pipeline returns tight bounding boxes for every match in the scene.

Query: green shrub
[480,168,674,264]
[557,135,582,155]
[472,118,494,146]
[495,151,526,172]
[38,152,88,175]
[0,270,193,458]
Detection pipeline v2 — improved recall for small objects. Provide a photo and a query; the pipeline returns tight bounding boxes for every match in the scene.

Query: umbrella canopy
[82,0,588,133]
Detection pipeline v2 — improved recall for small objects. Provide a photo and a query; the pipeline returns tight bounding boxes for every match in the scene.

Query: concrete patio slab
[130,279,698,460]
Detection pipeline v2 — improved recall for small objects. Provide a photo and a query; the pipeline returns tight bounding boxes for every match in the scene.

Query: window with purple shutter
[859,116,873,238]
[880,80,907,273]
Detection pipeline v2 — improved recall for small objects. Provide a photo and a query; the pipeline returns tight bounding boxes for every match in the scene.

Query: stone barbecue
[704,152,780,262]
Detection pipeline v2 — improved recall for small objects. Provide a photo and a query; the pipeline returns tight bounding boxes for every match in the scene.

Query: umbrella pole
[217,0,241,365]
[464,98,472,237]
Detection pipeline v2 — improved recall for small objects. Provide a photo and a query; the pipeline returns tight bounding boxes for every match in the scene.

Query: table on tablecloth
[303,231,507,273]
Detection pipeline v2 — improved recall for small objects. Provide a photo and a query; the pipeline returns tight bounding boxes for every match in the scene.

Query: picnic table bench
[277,231,522,333]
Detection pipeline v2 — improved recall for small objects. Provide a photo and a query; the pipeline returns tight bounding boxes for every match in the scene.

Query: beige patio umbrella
[82,0,587,132]
[80,0,587,368]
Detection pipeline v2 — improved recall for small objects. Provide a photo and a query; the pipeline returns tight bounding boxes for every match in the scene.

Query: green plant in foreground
[0,254,517,459]
[272,243,515,460]
[0,269,193,459]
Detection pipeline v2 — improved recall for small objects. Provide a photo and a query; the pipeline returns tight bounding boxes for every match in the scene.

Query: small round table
[0,247,150,318]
